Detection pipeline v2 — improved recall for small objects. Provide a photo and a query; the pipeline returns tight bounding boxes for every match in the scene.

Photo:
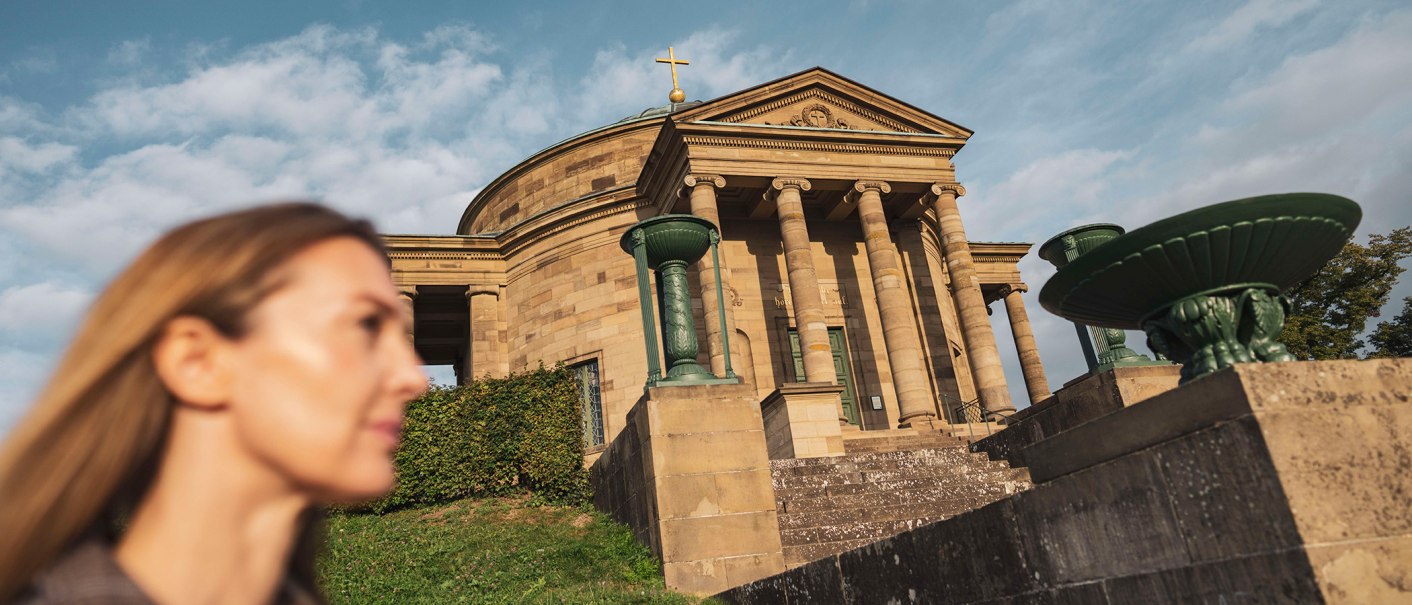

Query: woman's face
[223,236,426,503]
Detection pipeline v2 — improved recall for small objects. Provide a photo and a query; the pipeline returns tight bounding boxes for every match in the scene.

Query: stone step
[772,466,1029,493]
[779,516,942,547]
[843,437,966,451]
[775,477,1027,514]
[776,498,985,531]
[769,448,995,473]
[771,447,980,469]
[771,452,1009,476]
[771,431,1034,569]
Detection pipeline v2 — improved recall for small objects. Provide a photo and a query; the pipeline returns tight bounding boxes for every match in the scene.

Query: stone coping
[1025,359,1411,484]
[760,382,845,408]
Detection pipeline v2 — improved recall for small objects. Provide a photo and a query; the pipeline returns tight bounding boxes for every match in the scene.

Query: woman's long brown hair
[0,202,387,601]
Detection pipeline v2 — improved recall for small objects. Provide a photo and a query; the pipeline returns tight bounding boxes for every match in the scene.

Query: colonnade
[683,174,1051,426]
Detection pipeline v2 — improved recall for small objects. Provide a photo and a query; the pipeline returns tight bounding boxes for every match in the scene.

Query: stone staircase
[771,429,1032,568]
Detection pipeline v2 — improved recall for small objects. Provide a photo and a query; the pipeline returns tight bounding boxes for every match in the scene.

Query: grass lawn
[319,496,717,604]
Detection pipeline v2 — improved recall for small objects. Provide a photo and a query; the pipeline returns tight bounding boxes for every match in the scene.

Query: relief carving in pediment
[716,89,919,133]
[775,103,853,130]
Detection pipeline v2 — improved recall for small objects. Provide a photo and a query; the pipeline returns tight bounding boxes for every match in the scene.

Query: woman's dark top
[14,539,317,604]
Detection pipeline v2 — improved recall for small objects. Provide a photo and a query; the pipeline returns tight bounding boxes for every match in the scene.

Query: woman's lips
[369,419,403,448]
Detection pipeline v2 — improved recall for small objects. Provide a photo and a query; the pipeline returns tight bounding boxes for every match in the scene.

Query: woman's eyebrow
[355,293,400,316]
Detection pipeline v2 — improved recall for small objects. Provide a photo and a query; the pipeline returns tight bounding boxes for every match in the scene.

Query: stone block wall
[466,123,661,234]
[590,383,786,594]
[718,359,1412,603]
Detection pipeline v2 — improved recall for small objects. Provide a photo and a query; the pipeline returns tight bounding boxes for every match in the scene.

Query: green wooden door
[789,328,860,426]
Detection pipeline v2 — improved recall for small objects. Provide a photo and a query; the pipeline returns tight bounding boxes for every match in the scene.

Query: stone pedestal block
[760,383,847,460]
[590,383,785,595]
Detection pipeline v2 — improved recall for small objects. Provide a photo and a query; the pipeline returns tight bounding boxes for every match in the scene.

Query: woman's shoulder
[13,540,153,605]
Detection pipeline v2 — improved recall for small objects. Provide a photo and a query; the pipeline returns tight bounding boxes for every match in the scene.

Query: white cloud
[1225,10,1412,136]
[106,38,152,67]
[0,347,54,437]
[0,96,49,134]
[0,281,92,336]
[1118,10,1412,231]
[966,148,1132,242]
[0,24,553,274]
[1186,0,1319,53]
[0,136,76,173]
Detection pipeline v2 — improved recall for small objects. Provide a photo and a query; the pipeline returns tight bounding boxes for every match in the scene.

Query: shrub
[367,365,590,512]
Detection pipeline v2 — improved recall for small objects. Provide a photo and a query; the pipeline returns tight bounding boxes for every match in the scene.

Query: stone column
[685,174,736,378]
[923,183,1015,416]
[465,286,501,381]
[1000,284,1050,404]
[848,180,937,427]
[768,177,834,386]
[397,286,417,342]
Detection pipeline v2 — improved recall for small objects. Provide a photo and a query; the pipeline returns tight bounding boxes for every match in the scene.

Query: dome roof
[612,100,703,124]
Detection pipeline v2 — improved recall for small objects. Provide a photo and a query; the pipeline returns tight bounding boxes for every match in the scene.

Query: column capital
[852,179,892,195]
[844,179,892,206]
[683,174,726,189]
[397,286,418,300]
[466,285,499,299]
[769,177,812,193]
[922,182,967,203]
[996,283,1029,298]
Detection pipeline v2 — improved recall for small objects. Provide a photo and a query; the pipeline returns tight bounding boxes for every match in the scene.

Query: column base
[897,415,946,431]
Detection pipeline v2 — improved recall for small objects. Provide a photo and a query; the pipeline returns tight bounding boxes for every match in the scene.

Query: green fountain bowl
[1039,193,1361,329]
[1037,223,1126,269]
[619,214,717,268]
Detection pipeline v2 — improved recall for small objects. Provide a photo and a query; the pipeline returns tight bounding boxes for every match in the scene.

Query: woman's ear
[152,316,234,410]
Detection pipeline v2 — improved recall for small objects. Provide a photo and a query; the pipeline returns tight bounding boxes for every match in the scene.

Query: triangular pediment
[672,68,972,139]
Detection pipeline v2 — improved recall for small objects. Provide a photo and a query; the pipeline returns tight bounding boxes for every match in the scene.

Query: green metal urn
[1037,223,1126,269]
[1039,193,1361,384]
[1038,223,1159,371]
[620,215,728,385]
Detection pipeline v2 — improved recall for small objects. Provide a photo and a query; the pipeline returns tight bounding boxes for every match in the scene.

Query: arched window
[572,359,604,448]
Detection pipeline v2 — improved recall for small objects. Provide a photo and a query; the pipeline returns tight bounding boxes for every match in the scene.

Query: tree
[1279,227,1412,360]
[1369,296,1412,358]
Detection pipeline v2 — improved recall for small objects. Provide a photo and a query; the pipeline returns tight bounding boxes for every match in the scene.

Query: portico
[384,68,1051,455]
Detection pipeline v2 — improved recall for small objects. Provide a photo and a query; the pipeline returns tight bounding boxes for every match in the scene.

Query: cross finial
[655,46,690,104]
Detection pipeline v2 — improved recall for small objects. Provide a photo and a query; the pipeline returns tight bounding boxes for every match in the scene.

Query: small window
[572,359,604,448]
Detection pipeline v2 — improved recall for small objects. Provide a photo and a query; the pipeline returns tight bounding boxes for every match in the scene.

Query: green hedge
[367,365,590,512]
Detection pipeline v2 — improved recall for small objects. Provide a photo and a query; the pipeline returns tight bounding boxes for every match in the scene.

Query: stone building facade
[386,67,1051,455]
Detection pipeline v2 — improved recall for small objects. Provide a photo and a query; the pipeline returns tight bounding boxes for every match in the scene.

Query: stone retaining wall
[718,359,1412,604]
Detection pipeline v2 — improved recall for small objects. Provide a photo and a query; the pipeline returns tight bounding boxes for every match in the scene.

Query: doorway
[788,327,861,427]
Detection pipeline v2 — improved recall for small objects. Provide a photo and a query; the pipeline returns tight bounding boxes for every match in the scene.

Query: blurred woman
[0,203,427,604]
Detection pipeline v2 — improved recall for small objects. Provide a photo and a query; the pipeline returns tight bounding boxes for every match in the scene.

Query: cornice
[499,192,651,258]
[388,250,502,261]
[681,135,957,158]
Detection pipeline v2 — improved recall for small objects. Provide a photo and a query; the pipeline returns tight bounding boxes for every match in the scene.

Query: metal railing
[938,393,999,443]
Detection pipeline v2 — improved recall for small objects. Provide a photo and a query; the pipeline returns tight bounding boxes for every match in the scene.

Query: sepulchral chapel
[387,64,1055,448]
[384,58,1107,592]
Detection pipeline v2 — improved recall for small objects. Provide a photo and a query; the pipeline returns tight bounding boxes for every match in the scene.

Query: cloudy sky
[2,0,1409,431]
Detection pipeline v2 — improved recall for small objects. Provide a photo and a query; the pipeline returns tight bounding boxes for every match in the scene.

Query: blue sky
[2,0,1410,431]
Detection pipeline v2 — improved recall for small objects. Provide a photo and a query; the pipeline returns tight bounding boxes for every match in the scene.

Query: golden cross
[655,46,690,103]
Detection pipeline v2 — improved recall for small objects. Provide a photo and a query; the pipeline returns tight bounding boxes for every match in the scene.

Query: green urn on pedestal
[620,215,739,388]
